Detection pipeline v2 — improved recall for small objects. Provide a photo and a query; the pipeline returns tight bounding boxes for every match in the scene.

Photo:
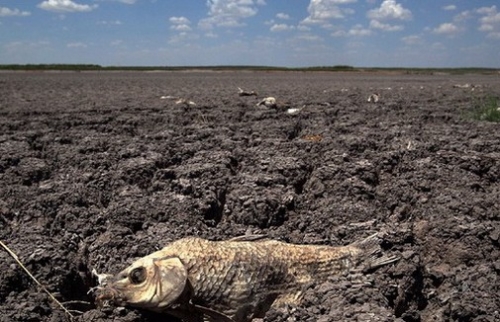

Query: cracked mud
[0,71,499,322]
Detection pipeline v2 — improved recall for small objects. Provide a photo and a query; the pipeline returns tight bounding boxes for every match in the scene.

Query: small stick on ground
[0,240,74,319]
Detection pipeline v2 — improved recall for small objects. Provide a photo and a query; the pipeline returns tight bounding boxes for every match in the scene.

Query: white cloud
[476,6,497,15]
[276,13,290,20]
[333,24,371,36]
[319,22,335,30]
[199,0,264,29]
[367,0,412,21]
[0,7,31,17]
[171,24,192,31]
[168,32,200,44]
[402,35,422,45]
[67,42,88,48]
[301,0,357,25]
[107,0,137,3]
[4,41,50,52]
[486,32,500,39]
[433,22,459,35]
[205,32,218,38]
[443,5,456,11]
[38,0,98,13]
[367,0,411,32]
[348,24,371,36]
[295,33,323,42]
[110,40,123,46]
[170,16,190,25]
[270,23,295,32]
[97,20,122,25]
[170,16,192,31]
[453,10,471,23]
[95,0,137,3]
[477,6,500,38]
[370,20,403,31]
[331,30,344,37]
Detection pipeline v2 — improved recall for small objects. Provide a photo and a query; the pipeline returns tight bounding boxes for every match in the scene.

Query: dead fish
[453,83,471,89]
[367,93,380,103]
[160,95,178,100]
[256,97,277,108]
[175,98,197,107]
[159,95,196,107]
[95,234,397,322]
[238,87,258,97]
[286,106,304,115]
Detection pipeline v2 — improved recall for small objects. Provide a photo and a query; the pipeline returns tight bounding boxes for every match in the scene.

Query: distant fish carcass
[367,93,380,103]
[256,97,277,108]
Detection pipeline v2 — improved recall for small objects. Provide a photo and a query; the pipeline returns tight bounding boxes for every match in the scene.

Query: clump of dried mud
[0,71,499,322]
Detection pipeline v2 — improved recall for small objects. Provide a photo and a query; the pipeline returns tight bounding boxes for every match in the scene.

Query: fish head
[96,256,187,310]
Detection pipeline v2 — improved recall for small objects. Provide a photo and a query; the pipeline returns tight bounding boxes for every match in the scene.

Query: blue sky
[1,0,499,67]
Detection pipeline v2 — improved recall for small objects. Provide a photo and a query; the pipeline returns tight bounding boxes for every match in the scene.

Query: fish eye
[129,267,147,284]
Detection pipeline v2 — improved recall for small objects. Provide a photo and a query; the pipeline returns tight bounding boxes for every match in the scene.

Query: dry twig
[0,240,74,318]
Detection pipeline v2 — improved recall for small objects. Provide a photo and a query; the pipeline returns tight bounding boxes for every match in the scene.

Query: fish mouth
[94,286,127,307]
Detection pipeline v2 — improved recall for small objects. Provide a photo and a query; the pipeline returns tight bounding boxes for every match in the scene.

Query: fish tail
[350,233,399,272]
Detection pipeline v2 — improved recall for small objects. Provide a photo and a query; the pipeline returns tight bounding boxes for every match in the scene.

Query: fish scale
[174,238,292,315]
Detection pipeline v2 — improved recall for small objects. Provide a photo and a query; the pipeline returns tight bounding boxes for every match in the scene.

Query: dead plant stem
[0,240,74,319]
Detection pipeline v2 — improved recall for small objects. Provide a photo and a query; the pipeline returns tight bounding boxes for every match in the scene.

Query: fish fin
[228,234,268,242]
[351,233,399,272]
[193,304,236,322]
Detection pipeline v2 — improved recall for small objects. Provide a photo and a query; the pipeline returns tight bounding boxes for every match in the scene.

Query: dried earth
[0,71,499,322]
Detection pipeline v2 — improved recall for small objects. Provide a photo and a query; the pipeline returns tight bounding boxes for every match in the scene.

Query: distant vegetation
[0,64,498,74]
[0,64,103,71]
[0,64,356,72]
[468,95,500,123]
